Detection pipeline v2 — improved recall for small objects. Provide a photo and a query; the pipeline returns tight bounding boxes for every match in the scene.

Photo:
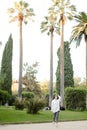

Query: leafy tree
[40,80,49,95]
[8,0,35,101]
[74,77,86,89]
[56,41,74,92]
[74,77,82,88]
[22,62,41,97]
[70,12,87,108]
[0,34,13,94]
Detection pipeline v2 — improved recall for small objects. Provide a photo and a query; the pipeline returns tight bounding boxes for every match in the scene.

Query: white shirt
[51,99,60,113]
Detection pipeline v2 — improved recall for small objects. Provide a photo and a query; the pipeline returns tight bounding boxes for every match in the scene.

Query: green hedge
[0,90,10,105]
[65,87,86,111]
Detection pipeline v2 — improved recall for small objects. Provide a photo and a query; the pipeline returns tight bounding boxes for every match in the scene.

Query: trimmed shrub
[0,90,10,105]
[14,99,25,110]
[22,91,34,99]
[26,97,46,114]
[65,87,86,111]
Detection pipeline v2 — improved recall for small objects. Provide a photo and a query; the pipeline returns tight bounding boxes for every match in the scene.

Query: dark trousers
[53,111,59,122]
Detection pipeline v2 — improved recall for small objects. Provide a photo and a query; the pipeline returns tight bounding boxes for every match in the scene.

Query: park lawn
[0,106,87,124]
[0,106,52,124]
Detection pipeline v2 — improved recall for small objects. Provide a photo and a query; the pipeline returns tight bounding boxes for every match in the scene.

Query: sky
[0,0,87,82]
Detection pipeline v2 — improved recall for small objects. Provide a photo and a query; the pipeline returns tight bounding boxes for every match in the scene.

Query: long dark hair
[53,95,59,99]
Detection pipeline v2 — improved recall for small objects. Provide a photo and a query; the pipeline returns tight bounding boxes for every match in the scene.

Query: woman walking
[51,95,60,126]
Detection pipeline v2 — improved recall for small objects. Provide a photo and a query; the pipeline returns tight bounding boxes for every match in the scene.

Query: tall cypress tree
[56,41,74,93]
[0,34,13,94]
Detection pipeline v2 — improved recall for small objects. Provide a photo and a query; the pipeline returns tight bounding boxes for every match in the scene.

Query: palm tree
[40,14,60,107]
[49,0,76,108]
[70,12,87,108]
[8,0,35,101]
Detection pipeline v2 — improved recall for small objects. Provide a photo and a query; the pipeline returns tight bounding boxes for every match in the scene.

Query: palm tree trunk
[49,26,54,107]
[85,38,87,108]
[18,20,23,101]
[60,14,65,108]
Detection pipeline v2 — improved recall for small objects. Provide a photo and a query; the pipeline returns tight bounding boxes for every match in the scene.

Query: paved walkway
[0,121,87,130]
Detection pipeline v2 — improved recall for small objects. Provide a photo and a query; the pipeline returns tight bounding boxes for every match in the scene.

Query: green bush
[26,97,46,114]
[14,99,25,110]
[8,95,16,106]
[65,87,86,111]
[22,91,34,99]
[0,90,10,105]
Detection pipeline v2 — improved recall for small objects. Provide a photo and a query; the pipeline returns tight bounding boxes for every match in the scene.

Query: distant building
[12,80,26,94]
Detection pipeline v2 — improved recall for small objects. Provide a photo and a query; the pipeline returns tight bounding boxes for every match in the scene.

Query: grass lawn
[0,106,87,124]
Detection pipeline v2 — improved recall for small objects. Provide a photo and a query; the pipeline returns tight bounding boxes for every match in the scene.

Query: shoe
[55,122,58,127]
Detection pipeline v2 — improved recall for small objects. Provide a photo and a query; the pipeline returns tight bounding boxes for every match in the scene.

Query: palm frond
[41,21,48,26]
[70,24,84,46]
[49,0,76,24]
[9,16,18,23]
[55,27,60,35]
[70,10,87,47]
[19,0,28,8]
[26,12,35,17]
[74,12,87,23]
[44,16,48,21]
[80,12,87,21]
[74,33,83,47]
[40,27,48,33]
[65,0,70,6]
[69,5,76,12]
[14,1,20,11]
[47,32,50,35]
[26,8,35,16]
[67,15,73,20]
[52,0,61,5]
[24,16,34,23]
[24,21,27,24]
[40,5,60,35]
[84,26,87,35]
[40,16,49,33]
[8,8,15,14]
[8,1,35,24]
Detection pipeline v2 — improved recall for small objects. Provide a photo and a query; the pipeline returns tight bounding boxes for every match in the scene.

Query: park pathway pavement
[0,121,87,130]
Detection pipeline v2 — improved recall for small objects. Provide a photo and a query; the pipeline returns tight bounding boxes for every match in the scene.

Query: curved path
[0,121,87,130]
